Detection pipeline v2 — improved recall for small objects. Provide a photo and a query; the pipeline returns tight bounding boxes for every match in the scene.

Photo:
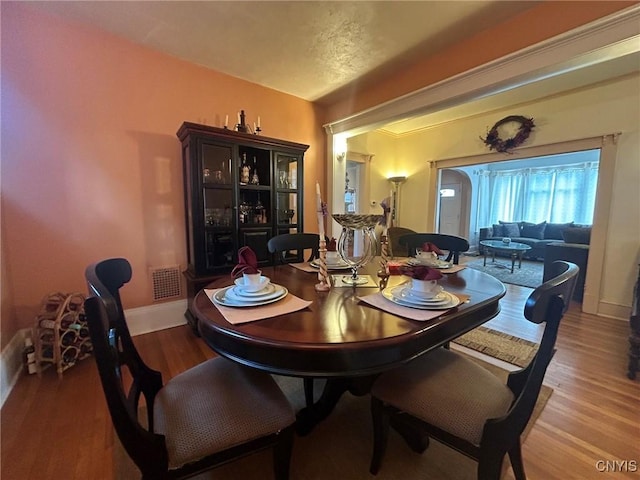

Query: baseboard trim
[0,299,188,408]
[0,329,30,407]
[596,300,631,322]
[125,299,188,336]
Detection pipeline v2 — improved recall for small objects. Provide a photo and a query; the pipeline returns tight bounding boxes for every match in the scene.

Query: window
[475,150,599,225]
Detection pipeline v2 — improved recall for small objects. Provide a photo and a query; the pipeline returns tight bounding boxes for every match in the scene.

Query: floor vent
[150,265,181,301]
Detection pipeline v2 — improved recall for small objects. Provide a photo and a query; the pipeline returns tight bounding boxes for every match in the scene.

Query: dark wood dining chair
[369,260,579,480]
[84,258,296,479]
[387,227,416,257]
[267,232,323,264]
[399,233,470,264]
[267,233,323,407]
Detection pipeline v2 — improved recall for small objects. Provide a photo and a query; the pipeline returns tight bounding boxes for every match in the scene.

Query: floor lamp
[388,176,407,227]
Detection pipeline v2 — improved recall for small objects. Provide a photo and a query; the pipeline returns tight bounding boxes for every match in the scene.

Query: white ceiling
[27,1,639,135]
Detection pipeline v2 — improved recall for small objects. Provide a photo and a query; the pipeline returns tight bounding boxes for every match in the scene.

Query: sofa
[544,242,589,301]
[479,221,591,261]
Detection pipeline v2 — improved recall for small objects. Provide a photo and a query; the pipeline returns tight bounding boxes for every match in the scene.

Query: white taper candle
[316,182,325,238]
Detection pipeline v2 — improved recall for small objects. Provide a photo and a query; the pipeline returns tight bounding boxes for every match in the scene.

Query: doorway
[438,169,471,239]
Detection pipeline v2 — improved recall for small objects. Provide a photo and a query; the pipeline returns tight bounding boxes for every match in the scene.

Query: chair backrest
[483,260,578,448]
[399,233,470,264]
[84,258,169,473]
[387,227,416,258]
[267,233,321,263]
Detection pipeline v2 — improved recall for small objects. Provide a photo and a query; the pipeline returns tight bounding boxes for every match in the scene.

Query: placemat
[289,262,316,273]
[358,291,470,321]
[204,288,312,324]
[440,264,466,274]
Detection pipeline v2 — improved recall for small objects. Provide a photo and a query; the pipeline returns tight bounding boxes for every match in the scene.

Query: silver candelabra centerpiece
[332,214,382,285]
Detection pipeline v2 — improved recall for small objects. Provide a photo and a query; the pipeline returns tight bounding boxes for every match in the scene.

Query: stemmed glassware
[332,214,382,285]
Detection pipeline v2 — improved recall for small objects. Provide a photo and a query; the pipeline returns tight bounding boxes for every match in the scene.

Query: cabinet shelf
[239,185,271,191]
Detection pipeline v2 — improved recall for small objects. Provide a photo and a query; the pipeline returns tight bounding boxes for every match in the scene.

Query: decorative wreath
[481,115,535,153]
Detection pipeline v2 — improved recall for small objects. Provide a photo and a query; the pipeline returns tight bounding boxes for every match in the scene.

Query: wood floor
[2,284,638,479]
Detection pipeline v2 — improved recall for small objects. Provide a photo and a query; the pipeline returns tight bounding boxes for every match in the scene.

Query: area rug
[464,257,543,288]
[115,356,552,480]
[453,326,539,368]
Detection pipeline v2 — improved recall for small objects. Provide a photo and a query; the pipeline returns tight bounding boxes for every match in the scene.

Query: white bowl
[416,252,439,266]
[409,279,442,299]
[234,273,270,293]
[326,251,341,263]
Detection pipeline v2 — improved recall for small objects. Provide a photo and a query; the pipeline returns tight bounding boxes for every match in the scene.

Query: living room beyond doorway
[437,148,599,255]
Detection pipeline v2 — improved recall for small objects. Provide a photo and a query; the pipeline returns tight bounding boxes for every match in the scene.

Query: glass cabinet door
[275,152,301,236]
[276,192,298,226]
[201,142,234,269]
[276,154,298,189]
[204,189,233,227]
[203,189,234,269]
[202,144,232,185]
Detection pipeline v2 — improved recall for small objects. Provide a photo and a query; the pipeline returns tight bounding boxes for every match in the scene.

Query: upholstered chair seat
[371,348,514,446]
[154,358,295,471]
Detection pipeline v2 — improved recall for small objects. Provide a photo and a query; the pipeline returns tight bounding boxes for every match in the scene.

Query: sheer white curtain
[476,161,599,225]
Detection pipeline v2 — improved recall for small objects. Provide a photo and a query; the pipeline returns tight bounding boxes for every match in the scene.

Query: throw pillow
[499,221,520,238]
[544,222,574,240]
[521,221,547,239]
[562,227,591,244]
[491,223,503,237]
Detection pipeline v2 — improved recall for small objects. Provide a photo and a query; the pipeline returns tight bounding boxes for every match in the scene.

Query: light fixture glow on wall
[387,176,407,227]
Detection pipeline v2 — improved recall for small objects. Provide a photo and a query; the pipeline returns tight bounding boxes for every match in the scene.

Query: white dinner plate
[213,284,288,307]
[310,259,351,270]
[406,258,452,269]
[382,288,461,310]
[389,286,449,305]
[232,282,276,297]
[225,284,285,303]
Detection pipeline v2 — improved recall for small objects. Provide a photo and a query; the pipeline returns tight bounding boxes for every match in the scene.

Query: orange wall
[325,1,637,121]
[0,3,326,347]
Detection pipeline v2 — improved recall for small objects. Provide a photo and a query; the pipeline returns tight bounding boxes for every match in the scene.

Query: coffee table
[480,240,532,273]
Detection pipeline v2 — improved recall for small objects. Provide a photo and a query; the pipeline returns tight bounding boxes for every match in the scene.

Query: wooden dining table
[193,261,506,435]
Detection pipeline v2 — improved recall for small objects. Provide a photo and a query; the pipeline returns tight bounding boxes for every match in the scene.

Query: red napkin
[421,242,444,255]
[399,265,443,280]
[327,237,337,251]
[231,246,259,278]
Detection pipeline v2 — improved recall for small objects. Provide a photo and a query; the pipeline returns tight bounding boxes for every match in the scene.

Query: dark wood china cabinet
[177,122,308,332]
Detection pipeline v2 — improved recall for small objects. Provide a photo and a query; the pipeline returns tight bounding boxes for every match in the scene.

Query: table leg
[510,253,516,273]
[296,376,378,435]
[296,378,350,435]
